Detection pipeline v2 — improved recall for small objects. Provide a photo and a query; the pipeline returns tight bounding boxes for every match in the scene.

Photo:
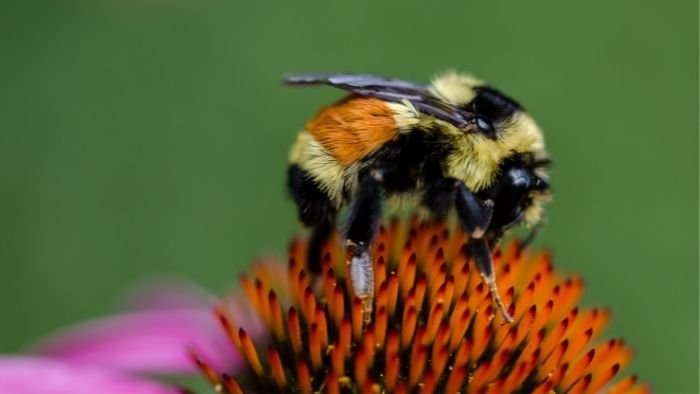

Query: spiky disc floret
[192,218,649,394]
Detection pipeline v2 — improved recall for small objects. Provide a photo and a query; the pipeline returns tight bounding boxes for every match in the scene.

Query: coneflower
[192,218,649,393]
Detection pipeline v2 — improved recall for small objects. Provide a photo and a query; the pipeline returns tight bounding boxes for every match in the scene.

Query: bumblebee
[285,72,551,323]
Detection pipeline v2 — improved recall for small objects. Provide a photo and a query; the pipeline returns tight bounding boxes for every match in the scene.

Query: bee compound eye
[474,117,494,134]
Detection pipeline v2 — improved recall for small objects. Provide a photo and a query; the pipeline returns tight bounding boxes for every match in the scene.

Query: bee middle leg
[423,178,494,234]
[345,168,384,323]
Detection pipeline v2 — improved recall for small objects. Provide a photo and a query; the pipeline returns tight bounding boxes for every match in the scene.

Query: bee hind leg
[287,165,337,274]
[345,169,384,324]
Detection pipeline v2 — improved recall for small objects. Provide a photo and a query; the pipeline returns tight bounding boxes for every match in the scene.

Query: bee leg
[345,169,384,324]
[422,177,460,218]
[454,181,494,239]
[454,182,513,323]
[468,238,513,323]
[287,165,337,274]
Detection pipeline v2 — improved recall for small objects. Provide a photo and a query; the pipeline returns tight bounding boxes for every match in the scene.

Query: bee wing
[284,72,430,99]
[284,73,473,128]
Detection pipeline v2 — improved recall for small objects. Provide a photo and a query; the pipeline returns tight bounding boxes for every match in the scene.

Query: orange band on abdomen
[307,96,398,166]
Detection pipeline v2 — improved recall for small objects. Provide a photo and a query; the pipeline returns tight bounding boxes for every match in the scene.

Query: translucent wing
[284,72,475,128]
[284,73,430,99]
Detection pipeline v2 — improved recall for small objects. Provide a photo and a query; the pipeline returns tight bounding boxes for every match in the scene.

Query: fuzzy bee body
[285,72,551,322]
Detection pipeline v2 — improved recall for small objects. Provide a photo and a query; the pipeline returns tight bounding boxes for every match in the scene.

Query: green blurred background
[1,0,697,392]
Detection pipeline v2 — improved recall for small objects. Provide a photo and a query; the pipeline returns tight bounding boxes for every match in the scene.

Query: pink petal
[0,357,177,394]
[118,277,215,312]
[34,308,240,375]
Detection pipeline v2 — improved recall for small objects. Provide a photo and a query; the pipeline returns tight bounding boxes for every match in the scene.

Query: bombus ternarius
[285,72,551,323]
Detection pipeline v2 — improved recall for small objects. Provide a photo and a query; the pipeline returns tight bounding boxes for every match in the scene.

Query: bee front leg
[467,238,513,323]
[345,169,384,324]
[423,178,494,239]
[454,182,513,323]
[454,181,494,238]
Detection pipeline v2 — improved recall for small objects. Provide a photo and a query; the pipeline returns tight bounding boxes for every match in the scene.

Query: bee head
[431,71,547,191]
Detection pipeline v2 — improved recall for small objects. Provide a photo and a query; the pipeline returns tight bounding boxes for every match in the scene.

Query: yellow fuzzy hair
[289,131,359,206]
[289,71,549,226]
[428,70,484,105]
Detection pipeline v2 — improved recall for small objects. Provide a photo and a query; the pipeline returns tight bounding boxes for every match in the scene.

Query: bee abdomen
[306,96,398,166]
[287,165,336,226]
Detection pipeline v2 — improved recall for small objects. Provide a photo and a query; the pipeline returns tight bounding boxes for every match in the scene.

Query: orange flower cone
[192,218,650,393]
